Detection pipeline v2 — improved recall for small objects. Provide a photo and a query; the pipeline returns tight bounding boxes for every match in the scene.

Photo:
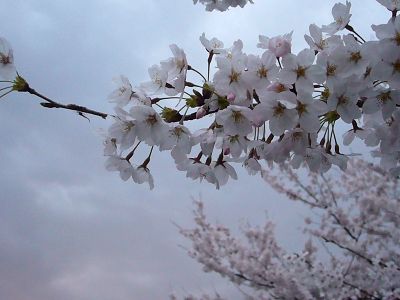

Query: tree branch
[23,86,109,119]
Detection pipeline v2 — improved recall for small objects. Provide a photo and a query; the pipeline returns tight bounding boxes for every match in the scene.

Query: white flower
[362,88,400,120]
[105,156,133,181]
[291,147,339,173]
[376,0,400,11]
[280,49,324,93]
[281,128,314,156]
[213,160,237,186]
[342,127,371,146]
[216,134,248,158]
[108,75,133,106]
[170,44,187,74]
[372,43,400,89]
[262,81,297,106]
[103,137,117,156]
[258,32,293,57]
[316,49,344,89]
[372,16,400,46]
[0,37,16,80]
[200,33,225,54]
[252,100,298,136]
[192,128,218,156]
[108,78,152,108]
[304,24,342,53]
[159,124,192,154]
[188,162,219,188]
[242,51,279,93]
[130,105,167,146]
[213,44,248,103]
[327,81,362,123]
[108,108,137,151]
[162,44,188,88]
[338,35,370,77]
[216,105,253,136]
[322,1,352,35]
[140,64,169,95]
[194,0,253,11]
[132,165,154,190]
[296,92,327,133]
[244,157,261,175]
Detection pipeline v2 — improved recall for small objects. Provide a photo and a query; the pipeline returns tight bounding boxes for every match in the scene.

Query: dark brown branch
[343,281,381,300]
[24,86,108,119]
[164,108,218,123]
[234,273,275,289]
[322,236,374,265]
[330,212,359,242]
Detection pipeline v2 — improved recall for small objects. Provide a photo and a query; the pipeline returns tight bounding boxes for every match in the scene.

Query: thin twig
[26,87,108,119]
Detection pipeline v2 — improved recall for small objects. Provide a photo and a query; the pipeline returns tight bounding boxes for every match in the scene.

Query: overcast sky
[0,1,390,299]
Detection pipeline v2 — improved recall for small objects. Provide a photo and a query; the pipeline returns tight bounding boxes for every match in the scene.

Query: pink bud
[227,92,236,103]
[224,148,230,155]
[196,107,207,119]
[268,36,291,57]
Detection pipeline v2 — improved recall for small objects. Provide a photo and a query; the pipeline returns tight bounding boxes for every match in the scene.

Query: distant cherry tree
[177,159,400,299]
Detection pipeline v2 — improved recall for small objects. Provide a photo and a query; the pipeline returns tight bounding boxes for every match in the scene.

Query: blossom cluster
[178,159,400,299]
[1,0,400,189]
[100,0,400,189]
[192,0,253,11]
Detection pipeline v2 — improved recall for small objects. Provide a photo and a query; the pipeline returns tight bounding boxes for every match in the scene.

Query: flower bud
[268,36,291,57]
[227,92,236,103]
[12,75,29,92]
[161,107,180,122]
[196,107,207,119]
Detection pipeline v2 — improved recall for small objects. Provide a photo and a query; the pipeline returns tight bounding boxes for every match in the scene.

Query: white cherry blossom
[129,105,167,146]
[216,105,253,136]
[280,49,324,93]
[0,37,16,80]
[322,1,352,35]
[258,32,293,57]
[200,33,225,54]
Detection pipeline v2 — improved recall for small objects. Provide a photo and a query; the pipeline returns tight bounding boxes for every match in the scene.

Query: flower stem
[188,65,207,82]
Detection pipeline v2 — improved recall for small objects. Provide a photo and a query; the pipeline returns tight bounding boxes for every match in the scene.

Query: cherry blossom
[193,0,253,11]
[258,32,293,58]
[178,159,400,299]
[322,1,352,34]
[376,0,400,11]
[200,33,225,54]
[0,37,16,80]
[3,0,400,188]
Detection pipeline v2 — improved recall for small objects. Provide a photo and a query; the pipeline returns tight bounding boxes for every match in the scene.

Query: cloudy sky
[0,1,390,299]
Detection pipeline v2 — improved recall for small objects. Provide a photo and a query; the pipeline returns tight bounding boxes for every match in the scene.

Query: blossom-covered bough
[177,159,400,299]
[0,1,399,191]
[193,0,254,12]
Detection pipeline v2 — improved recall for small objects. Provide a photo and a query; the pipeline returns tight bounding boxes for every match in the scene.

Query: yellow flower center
[326,63,337,77]
[229,70,241,84]
[296,66,306,79]
[257,65,268,78]
[377,91,392,103]
[146,114,158,126]
[350,51,362,63]
[273,102,286,116]
[231,110,244,123]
